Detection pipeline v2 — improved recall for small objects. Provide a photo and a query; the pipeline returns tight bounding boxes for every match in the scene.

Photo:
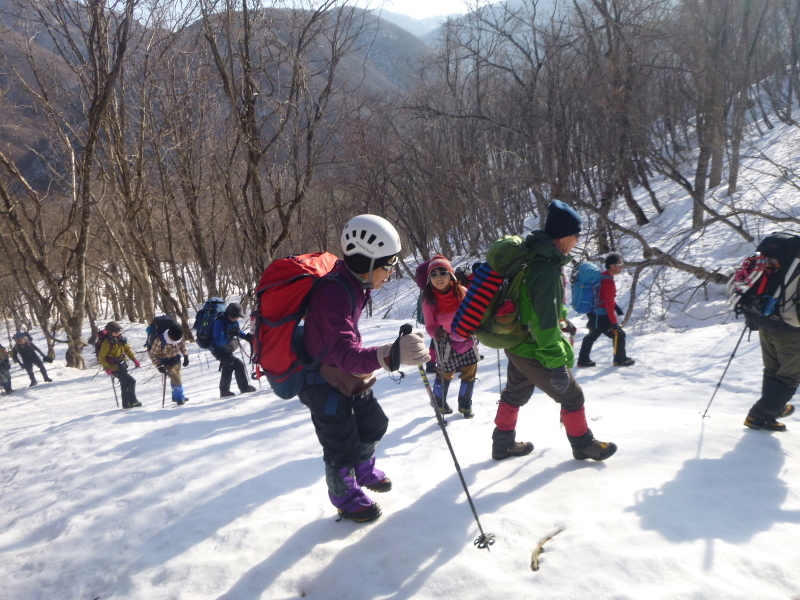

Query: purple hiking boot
[353,457,392,493]
[329,466,382,523]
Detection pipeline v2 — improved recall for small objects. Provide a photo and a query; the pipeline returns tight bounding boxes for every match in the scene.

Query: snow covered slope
[2,111,800,600]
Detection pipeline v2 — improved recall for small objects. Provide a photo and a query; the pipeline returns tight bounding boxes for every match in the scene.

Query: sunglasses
[381,256,399,272]
[430,269,450,278]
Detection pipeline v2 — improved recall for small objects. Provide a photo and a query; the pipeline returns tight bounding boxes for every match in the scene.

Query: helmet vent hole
[378,241,384,247]
[360,229,367,239]
[346,243,356,252]
[367,234,376,244]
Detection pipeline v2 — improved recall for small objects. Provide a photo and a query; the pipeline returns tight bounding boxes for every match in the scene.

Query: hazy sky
[374,0,472,19]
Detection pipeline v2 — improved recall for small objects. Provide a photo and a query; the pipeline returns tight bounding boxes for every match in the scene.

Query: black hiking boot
[364,477,392,493]
[337,502,382,523]
[492,428,534,460]
[241,386,256,393]
[459,407,475,419]
[492,441,534,460]
[783,404,795,418]
[744,415,787,432]
[29,381,38,387]
[44,377,53,382]
[573,439,617,461]
[613,357,635,367]
[577,360,596,367]
[128,400,142,408]
[220,390,236,398]
[431,399,453,415]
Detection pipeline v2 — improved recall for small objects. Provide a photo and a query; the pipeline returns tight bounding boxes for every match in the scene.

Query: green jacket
[508,231,574,369]
[98,337,136,371]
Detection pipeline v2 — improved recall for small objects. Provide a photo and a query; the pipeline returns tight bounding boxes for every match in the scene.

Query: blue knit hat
[544,200,582,239]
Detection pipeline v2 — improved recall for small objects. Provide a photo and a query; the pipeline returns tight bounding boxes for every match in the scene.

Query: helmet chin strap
[364,257,377,290]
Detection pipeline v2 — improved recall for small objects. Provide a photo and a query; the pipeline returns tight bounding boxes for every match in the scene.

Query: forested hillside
[1,0,799,366]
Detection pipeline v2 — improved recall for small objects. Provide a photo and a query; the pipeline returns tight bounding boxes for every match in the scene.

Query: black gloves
[615,305,624,316]
[610,323,620,332]
[183,355,189,367]
[561,320,577,336]
[243,333,254,344]
[157,364,168,374]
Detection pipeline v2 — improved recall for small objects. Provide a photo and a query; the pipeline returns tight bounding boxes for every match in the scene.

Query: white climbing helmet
[340,214,401,259]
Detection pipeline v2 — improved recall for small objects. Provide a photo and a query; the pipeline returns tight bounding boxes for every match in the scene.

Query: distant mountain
[370,8,449,38]
[422,0,561,44]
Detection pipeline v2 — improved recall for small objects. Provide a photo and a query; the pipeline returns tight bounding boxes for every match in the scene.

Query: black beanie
[167,325,183,341]
[544,200,582,239]
[105,321,122,333]
[225,303,244,319]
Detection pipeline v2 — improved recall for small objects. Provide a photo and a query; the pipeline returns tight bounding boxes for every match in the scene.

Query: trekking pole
[162,372,167,408]
[702,324,748,418]
[396,324,494,551]
[496,349,503,392]
[110,377,119,408]
[613,329,619,357]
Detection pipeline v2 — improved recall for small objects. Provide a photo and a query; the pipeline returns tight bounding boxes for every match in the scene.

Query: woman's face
[429,268,451,291]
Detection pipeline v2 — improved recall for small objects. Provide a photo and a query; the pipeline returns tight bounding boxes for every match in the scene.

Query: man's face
[17,337,27,345]
[554,234,580,255]
[609,261,624,276]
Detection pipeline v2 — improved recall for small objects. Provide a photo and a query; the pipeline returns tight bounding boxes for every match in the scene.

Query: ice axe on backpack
[397,323,495,551]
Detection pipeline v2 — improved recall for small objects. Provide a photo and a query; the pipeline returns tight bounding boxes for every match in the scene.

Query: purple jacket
[303,261,381,374]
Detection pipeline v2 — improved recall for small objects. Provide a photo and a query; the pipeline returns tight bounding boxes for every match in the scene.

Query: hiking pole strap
[702,324,748,418]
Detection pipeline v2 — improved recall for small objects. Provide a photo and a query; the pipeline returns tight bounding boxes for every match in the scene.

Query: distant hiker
[300,214,429,523]
[210,303,256,398]
[98,321,142,409]
[466,261,483,289]
[491,200,617,462]
[0,343,12,394]
[730,233,800,432]
[577,253,636,367]
[421,255,479,418]
[11,332,52,387]
[147,322,190,406]
[454,265,470,288]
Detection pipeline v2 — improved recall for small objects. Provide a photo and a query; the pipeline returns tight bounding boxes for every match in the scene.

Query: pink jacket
[422,299,475,355]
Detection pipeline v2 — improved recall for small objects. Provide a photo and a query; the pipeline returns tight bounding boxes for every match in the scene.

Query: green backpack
[474,235,537,349]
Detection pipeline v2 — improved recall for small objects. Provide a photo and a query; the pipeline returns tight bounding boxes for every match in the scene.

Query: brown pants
[437,363,477,383]
[164,363,183,386]
[760,327,800,388]
[500,351,584,413]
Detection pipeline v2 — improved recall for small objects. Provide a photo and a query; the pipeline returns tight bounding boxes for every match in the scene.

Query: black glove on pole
[400,323,495,551]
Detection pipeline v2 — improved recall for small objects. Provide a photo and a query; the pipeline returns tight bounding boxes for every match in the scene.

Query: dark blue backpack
[145,315,177,350]
[193,298,226,349]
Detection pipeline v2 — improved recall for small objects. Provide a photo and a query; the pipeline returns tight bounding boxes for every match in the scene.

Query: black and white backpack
[728,232,800,331]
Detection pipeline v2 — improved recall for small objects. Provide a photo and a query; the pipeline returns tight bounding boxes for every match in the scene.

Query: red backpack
[251,252,355,399]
